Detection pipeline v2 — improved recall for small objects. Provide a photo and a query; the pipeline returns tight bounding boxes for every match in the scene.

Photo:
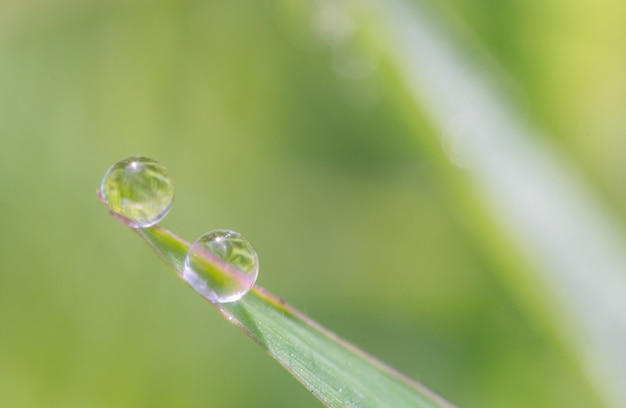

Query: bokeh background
[1,0,625,407]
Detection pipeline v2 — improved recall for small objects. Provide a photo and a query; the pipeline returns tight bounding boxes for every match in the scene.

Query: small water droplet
[183,230,259,303]
[99,156,174,228]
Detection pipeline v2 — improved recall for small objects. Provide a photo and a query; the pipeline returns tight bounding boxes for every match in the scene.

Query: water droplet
[183,230,259,303]
[99,156,174,228]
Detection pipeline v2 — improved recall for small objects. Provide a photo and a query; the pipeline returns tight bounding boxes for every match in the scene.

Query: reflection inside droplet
[99,156,174,228]
[183,230,259,303]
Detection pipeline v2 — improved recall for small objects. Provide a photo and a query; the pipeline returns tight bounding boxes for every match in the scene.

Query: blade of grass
[135,225,453,408]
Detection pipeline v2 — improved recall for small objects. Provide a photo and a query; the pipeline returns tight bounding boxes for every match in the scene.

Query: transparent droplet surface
[99,156,174,228]
[183,230,259,303]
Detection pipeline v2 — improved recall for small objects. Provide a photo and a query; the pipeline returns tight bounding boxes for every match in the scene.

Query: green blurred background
[1,0,625,407]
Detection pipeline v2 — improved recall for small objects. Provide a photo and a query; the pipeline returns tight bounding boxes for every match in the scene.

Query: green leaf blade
[137,226,452,408]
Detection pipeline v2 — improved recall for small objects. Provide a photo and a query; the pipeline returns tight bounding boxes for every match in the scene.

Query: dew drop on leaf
[183,230,259,303]
[99,156,174,228]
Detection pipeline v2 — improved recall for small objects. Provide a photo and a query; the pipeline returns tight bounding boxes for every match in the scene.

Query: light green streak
[351,0,626,406]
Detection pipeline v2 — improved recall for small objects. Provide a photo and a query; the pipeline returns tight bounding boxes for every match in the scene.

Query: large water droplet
[183,230,259,303]
[100,156,174,228]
